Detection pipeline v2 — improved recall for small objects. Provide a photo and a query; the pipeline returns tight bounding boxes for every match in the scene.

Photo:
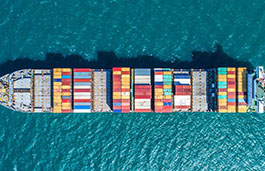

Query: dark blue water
[1,0,265,170]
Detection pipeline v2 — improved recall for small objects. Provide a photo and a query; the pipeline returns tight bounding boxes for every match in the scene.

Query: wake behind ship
[0,67,264,113]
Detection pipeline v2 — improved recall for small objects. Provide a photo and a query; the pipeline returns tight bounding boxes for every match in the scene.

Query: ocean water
[1,0,265,170]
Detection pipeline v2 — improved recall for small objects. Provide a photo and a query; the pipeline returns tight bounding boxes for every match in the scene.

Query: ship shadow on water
[0,44,254,76]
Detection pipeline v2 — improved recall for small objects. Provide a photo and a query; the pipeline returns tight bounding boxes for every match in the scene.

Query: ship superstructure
[0,67,264,113]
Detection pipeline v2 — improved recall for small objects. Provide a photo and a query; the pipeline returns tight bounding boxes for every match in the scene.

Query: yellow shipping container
[62,68,71,72]
[227,88,236,92]
[113,71,121,75]
[53,92,62,96]
[113,95,121,99]
[218,109,227,113]
[227,75,236,78]
[122,96,130,100]
[155,95,163,99]
[53,75,62,79]
[53,85,62,89]
[53,68,62,72]
[62,92,71,96]
[53,82,62,85]
[237,106,247,113]
[121,67,130,71]
[155,102,163,106]
[163,71,171,75]
[163,85,171,89]
[113,92,121,96]
[238,95,245,99]
[62,85,71,89]
[164,95,172,99]
[218,99,227,103]
[227,67,236,71]
[218,92,227,95]
[121,86,130,89]
[53,96,62,100]
[218,78,227,82]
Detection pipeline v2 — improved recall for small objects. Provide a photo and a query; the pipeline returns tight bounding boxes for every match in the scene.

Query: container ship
[0,67,264,113]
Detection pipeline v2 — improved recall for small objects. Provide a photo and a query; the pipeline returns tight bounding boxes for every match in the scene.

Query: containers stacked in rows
[173,69,191,112]
[112,67,131,113]
[53,68,62,113]
[192,70,208,112]
[93,69,112,112]
[227,68,236,113]
[61,68,72,113]
[217,68,228,113]
[134,69,152,112]
[154,68,172,113]
[53,68,72,113]
[237,67,247,112]
[73,68,92,113]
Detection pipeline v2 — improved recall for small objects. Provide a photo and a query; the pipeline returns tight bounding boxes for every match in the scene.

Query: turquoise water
[1,0,265,170]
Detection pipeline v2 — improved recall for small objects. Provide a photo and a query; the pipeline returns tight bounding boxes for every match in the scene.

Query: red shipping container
[155,71,163,75]
[62,89,71,92]
[74,79,91,82]
[74,89,91,92]
[62,109,72,113]
[227,81,236,85]
[122,71,130,74]
[227,78,236,82]
[135,85,151,89]
[122,99,130,103]
[227,84,236,88]
[228,101,236,105]
[122,88,130,92]
[121,106,130,110]
[113,88,122,92]
[163,99,172,102]
[227,95,236,99]
[121,110,130,113]
[113,106,122,110]
[74,99,91,103]
[74,68,91,72]
[227,71,236,74]
[62,72,71,75]
[184,85,192,89]
[238,102,247,105]
[113,99,122,103]
[218,88,227,92]
[113,67,122,71]
[113,75,121,78]
[62,79,71,83]
[175,92,191,95]
[218,106,227,109]
[135,95,152,99]
[135,92,151,95]
[135,109,151,112]
[155,99,163,102]
[237,92,244,95]
[174,106,190,109]
[62,82,71,86]
[62,99,71,103]
[228,92,236,96]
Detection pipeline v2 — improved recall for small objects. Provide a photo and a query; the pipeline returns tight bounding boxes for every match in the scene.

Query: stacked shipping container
[227,68,236,113]
[154,68,172,113]
[93,69,112,112]
[217,68,228,113]
[73,68,91,113]
[192,70,208,112]
[113,67,130,113]
[173,70,191,111]
[61,68,72,113]
[237,67,247,112]
[134,69,152,112]
[53,68,72,113]
[53,68,62,113]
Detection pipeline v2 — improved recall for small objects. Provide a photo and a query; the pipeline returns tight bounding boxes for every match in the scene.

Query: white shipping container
[155,75,163,82]
[121,92,130,96]
[74,92,91,96]
[73,96,91,99]
[134,80,151,84]
[135,99,151,103]
[74,109,91,113]
[135,105,150,109]
[135,76,150,79]
[174,79,191,85]
[74,85,91,89]
[174,95,191,106]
